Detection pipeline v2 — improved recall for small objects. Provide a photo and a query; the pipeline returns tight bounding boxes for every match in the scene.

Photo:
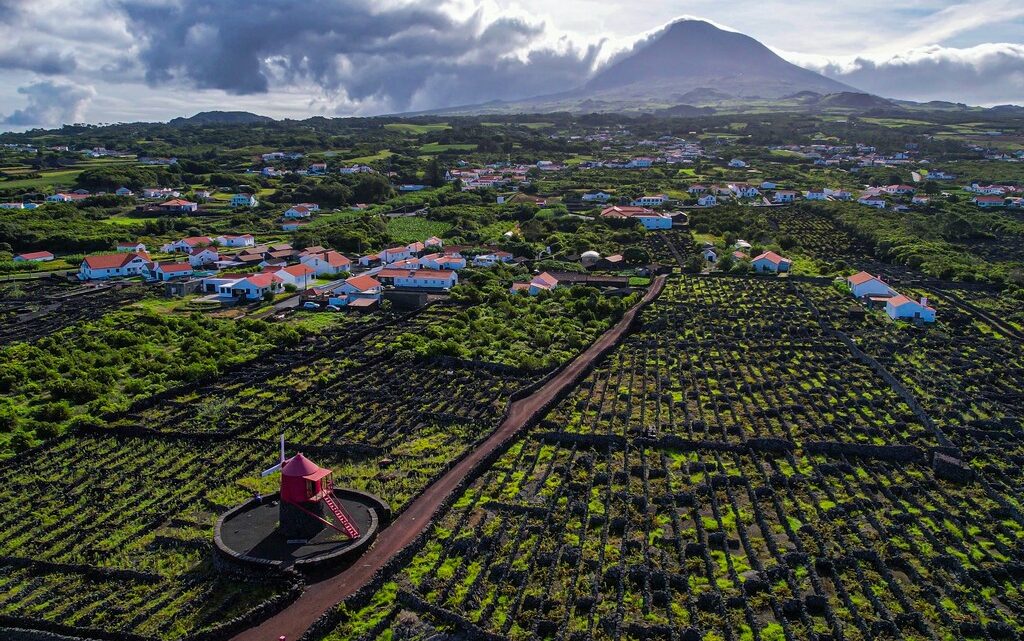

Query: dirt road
[231,275,667,641]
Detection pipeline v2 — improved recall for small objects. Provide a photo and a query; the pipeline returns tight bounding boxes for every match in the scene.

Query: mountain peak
[585,18,855,100]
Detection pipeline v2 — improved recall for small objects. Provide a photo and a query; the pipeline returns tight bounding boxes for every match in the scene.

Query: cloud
[1,80,96,126]
[795,43,1024,106]
[117,0,601,111]
[0,44,77,75]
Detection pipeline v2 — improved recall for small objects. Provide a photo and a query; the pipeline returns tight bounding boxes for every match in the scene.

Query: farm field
[318,276,1024,641]
[384,217,453,244]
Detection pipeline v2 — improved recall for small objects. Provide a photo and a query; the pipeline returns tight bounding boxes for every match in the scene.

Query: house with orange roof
[510,272,558,296]
[157,198,198,213]
[751,251,792,274]
[846,271,895,299]
[13,251,54,262]
[162,236,213,252]
[79,252,150,280]
[885,295,936,323]
[152,261,194,281]
[274,264,316,289]
[299,250,352,276]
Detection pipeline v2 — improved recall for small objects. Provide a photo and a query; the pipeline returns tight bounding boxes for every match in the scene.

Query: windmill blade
[260,434,286,476]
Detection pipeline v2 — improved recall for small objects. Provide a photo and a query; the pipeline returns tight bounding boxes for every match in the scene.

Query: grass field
[861,117,934,128]
[0,158,141,191]
[481,121,554,129]
[383,123,451,134]
[345,149,394,163]
[385,216,453,243]
[418,143,477,154]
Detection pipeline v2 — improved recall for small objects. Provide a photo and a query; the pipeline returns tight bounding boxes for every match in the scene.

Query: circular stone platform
[215,489,388,569]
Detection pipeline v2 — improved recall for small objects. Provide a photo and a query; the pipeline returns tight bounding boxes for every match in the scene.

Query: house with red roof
[300,250,352,276]
[329,274,383,306]
[231,272,284,300]
[510,272,558,296]
[275,264,316,289]
[751,251,792,274]
[472,251,514,267]
[46,192,89,203]
[973,195,1006,208]
[157,198,198,213]
[284,205,314,219]
[188,247,220,267]
[377,268,457,290]
[846,271,895,299]
[152,261,194,281]
[380,246,413,264]
[79,252,150,280]
[13,251,54,262]
[420,253,467,270]
[215,234,255,248]
[162,236,213,252]
[886,295,936,323]
[117,241,147,253]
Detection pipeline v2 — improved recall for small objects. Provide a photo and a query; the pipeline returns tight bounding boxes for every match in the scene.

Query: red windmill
[278,453,360,540]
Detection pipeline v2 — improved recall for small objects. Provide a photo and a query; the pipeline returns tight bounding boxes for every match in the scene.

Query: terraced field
[319,276,1024,641]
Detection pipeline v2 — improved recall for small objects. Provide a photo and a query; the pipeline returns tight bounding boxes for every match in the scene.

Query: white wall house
[79,253,150,280]
[216,234,255,248]
[751,251,792,273]
[153,262,194,281]
[886,295,936,323]
[300,251,352,276]
[697,195,717,207]
[188,248,219,267]
[634,213,673,230]
[231,194,259,207]
[846,272,895,298]
[631,194,669,207]
[380,268,458,289]
[805,190,828,200]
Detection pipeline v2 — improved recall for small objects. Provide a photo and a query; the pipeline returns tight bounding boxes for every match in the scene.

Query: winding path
[231,275,667,641]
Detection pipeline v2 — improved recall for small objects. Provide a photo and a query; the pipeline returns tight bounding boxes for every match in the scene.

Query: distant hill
[653,104,716,117]
[169,111,274,126]
[582,20,854,100]
[814,92,898,110]
[426,20,861,116]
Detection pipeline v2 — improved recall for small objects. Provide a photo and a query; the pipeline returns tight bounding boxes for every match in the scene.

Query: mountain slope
[425,19,862,115]
[583,20,855,100]
[169,111,273,126]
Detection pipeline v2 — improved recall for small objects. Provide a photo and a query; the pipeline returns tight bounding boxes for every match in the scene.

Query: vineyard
[320,276,1024,641]
[0,294,630,639]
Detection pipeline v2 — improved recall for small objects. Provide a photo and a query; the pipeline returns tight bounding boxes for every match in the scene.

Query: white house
[582,191,612,202]
[633,213,673,230]
[688,184,708,195]
[378,268,458,290]
[702,248,717,263]
[339,165,374,174]
[216,234,256,248]
[300,250,352,276]
[858,195,887,209]
[153,262,194,281]
[79,252,150,280]
[805,189,828,201]
[420,253,467,270]
[284,205,314,219]
[13,251,54,262]
[115,187,134,197]
[231,194,259,208]
[329,274,383,306]
[973,195,1005,208]
[230,273,283,300]
[380,246,413,264]
[117,241,147,253]
[157,198,198,213]
[510,272,558,296]
[751,251,792,273]
[697,195,717,207]
[773,190,798,203]
[627,157,654,168]
[631,194,669,207]
[188,247,219,267]
[308,162,328,175]
[275,264,316,289]
[729,184,760,199]
[143,188,180,199]
[728,159,748,168]
[162,236,213,253]
[885,295,936,323]
[824,188,852,201]
[46,193,88,203]
[472,251,515,267]
[846,272,895,299]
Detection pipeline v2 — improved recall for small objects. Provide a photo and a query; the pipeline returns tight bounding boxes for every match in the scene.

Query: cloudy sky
[0,0,1021,131]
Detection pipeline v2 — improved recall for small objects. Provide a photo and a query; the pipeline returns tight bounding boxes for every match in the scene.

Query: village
[0,109,1023,641]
